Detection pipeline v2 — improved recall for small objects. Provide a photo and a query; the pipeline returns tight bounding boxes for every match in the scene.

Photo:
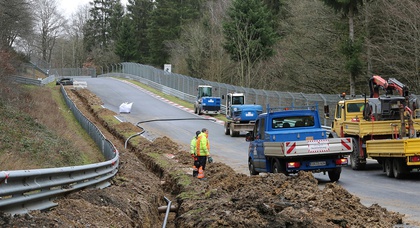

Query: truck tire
[272,159,286,175]
[224,123,230,135]
[249,159,259,176]
[350,138,366,170]
[230,130,239,137]
[328,168,341,182]
[392,158,408,179]
[384,158,394,177]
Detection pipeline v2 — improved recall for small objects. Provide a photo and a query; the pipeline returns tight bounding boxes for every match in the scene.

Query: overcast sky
[58,0,128,17]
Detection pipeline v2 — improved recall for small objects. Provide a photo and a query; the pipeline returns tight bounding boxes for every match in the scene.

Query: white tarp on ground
[73,81,88,88]
[119,102,133,113]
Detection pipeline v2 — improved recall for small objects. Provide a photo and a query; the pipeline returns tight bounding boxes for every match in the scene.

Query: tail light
[335,158,348,165]
[287,162,301,168]
[409,156,420,162]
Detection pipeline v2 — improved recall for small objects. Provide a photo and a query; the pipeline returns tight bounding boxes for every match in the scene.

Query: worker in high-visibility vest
[196,128,213,179]
[190,131,201,177]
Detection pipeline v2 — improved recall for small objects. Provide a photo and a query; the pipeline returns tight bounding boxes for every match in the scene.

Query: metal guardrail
[9,75,56,86]
[9,75,42,86]
[0,85,119,215]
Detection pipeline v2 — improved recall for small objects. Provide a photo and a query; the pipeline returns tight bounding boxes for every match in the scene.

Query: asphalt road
[81,77,420,225]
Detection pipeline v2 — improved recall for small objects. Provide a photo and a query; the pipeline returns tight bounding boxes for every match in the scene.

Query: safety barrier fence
[9,75,43,85]
[7,75,55,86]
[105,62,346,126]
[0,85,119,215]
[110,63,420,126]
[7,74,97,86]
[50,68,96,77]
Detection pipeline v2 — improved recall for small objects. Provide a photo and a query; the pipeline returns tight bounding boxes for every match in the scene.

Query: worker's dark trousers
[193,158,200,177]
[197,156,207,171]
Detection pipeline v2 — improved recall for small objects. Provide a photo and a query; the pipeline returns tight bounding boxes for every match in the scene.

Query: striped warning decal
[285,142,296,154]
[341,138,352,150]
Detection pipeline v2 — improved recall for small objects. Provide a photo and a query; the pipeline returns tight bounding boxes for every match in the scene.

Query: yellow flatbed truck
[329,76,420,171]
[330,97,419,170]
[366,138,420,178]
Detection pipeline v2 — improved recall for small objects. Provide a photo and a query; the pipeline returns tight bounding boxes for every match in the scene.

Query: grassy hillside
[0,82,104,170]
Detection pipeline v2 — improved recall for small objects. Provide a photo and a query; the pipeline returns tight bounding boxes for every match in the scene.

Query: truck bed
[366,138,420,157]
[263,138,353,157]
[340,120,403,137]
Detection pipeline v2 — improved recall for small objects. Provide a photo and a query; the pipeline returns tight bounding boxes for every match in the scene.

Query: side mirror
[324,105,330,118]
[245,132,254,142]
[222,95,225,99]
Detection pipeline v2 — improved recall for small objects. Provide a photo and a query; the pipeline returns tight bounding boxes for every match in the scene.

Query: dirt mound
[0,88,405,227]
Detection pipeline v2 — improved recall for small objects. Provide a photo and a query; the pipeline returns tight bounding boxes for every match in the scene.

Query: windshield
[232,96,244,105]
[272,116,315,129]
[347,103,364,113]
[199,87,212,97]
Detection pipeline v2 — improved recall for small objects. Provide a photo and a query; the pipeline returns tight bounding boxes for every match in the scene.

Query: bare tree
[33,0,67,63]
[271,0,348,94]
[366,0,420,93]
[65,4,90,68]
[169,0,234,83]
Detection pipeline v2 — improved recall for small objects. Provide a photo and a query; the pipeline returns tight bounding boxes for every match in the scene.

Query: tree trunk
[349,4,356,96]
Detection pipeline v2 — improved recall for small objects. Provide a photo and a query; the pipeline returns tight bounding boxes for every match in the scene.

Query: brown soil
[0,88,407,227]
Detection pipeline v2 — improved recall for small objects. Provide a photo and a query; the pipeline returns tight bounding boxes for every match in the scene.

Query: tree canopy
[3,0,420,95]
[222,0,278,87]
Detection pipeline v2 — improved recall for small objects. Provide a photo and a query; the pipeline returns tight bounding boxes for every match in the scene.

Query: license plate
[310,161,326,167]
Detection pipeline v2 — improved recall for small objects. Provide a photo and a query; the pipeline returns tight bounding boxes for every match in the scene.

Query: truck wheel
[392,158,408,179]
[249,159,259,176]
[273,159,286,175]
[350,138,366,170]
[224,124,230,135]
[384,158,394,177]
[230,130,239,137]
[328,168,341,182]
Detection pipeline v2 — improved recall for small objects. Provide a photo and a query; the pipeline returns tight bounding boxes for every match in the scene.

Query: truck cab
[223,92,262,136]
[331,99,366,135]
[194,85,221,115]
[225,92,245,117]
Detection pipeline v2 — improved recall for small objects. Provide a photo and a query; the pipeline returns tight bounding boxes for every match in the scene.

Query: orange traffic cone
[197,167,204,179]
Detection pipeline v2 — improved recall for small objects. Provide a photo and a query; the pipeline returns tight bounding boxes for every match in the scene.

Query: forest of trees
[0,0,419,95]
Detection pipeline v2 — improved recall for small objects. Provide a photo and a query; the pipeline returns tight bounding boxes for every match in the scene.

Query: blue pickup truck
[247,105,353,182]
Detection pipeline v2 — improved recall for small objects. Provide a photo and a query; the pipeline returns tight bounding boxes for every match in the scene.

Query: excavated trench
[71,88,183,227]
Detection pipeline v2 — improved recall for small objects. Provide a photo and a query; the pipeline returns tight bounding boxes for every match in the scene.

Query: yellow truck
[366,137,420,178]
[330,96,419,170]
[328,76,420,178]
